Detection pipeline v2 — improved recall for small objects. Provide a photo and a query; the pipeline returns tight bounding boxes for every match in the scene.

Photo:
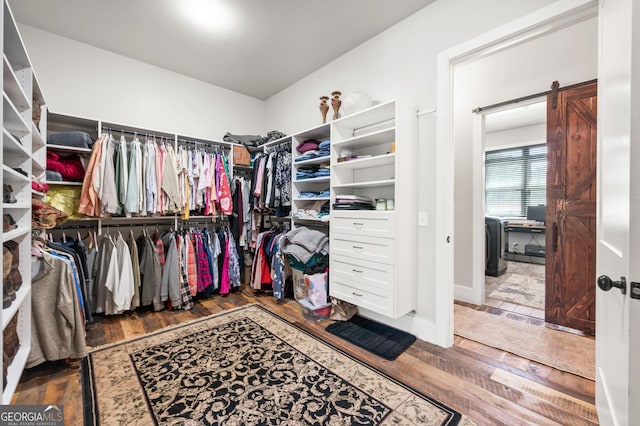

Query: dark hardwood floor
[12,287,598,425]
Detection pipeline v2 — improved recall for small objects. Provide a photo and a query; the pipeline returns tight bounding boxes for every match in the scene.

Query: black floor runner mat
[326,315,416,360]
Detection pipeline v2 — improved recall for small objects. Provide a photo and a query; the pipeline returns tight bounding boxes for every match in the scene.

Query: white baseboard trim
[454,283,481,305]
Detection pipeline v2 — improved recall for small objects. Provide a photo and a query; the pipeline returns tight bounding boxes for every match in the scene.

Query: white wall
[485,123,546,150]
[452,17,598,293]
[264,0,558,340]
[19,25,265,140]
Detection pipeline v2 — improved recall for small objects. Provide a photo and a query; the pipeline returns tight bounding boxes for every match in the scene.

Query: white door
[595,0,639,424]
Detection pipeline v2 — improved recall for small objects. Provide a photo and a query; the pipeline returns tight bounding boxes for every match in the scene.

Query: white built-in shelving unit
[1,0,34,403]
[290,123,330,227]
[329,100,416,319]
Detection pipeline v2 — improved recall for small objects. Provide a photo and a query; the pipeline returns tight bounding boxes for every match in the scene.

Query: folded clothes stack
[295,139,331,162]
[318,139,330,157]
[31,176,49,193]
[332,194,375,210]
[47,131,94,149]
[292,200,330,222]
[295,150,322,162]
[298,188,330,199]
[46,151,85,182]
[296,163,330,180]
[296,139,320,154]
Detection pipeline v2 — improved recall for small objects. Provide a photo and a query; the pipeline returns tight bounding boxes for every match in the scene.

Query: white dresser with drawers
[329,100,416,319]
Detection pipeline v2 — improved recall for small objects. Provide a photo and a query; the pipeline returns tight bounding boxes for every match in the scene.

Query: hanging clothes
[216,155,233,215]
[138,233,163,311]
[28,250,87,368]
[78,134,106,217]
[125,136,142,215]
[114,135,129,216]
[92,235,118,314]
[175,233,195,310]
[110,233,135,314]
[162,144,181,213]
[161,232,181,308]
[145,141,158,214]
[127,231,141,310]
[100,135,119,214]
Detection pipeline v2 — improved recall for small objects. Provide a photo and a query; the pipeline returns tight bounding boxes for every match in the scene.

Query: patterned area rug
[486,262,545,309]
[82,304,463,425]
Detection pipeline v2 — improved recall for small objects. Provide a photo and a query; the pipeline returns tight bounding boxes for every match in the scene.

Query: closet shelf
[332,126,395,150]
[45,181,83,186]
[333,153,395,170]
[291,122,330,141]
[31,189,45,198]
[2,286,30,330]
[2,226,30,242]
[46,144,93,155]
[333,100,396,130]
[97,215,178,225]
[3,3,30,71]
[294,155,331,167]
[3,165,29,183]
[32,122,45,150]
[3,344,30,405]
[2,55,30,113]
[3,92,30,137]
[2,128,29,157]
[32,158,45,175]
[293,197,330,202]
[2,202,30,209]
[293,176,330,184]
[331,178,395,189]
[292,217,329,225]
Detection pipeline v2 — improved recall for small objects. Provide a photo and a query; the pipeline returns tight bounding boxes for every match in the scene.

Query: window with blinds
[484,144,547,217]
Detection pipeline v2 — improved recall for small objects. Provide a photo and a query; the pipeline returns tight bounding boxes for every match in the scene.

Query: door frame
[469,98,548,306]
[434,0,598,347]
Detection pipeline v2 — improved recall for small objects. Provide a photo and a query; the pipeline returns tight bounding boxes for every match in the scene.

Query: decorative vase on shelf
[319,96,330,124]
[331,91,342,120]
[342,92,373,116]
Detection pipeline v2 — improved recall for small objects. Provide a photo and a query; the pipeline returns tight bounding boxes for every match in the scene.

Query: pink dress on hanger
[216,156,233,215]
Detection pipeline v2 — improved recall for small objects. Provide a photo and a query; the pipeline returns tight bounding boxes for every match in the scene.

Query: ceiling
[9,0,435,100]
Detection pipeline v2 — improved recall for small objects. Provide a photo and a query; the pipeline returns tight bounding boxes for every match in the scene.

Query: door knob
[597,275,626,295]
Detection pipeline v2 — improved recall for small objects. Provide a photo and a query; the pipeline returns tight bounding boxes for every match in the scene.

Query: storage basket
[233,145,251,166]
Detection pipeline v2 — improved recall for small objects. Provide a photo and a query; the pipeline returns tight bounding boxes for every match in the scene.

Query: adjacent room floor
[484,259,545,318]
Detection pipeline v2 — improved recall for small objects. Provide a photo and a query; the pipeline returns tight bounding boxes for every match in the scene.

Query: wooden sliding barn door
[545,80,597,334]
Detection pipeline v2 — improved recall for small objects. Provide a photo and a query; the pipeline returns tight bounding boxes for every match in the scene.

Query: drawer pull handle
[352,222,364,228]
[352,292,363,297]
[352,245,364,250]
[352,269,363,273]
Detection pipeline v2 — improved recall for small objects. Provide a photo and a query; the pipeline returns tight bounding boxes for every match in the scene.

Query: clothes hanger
[31,240,44,257]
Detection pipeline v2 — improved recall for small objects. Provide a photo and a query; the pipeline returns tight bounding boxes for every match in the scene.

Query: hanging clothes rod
[352,117,395,136]
[183,215,230,222]
[102,126,173,141]
[55,223,168,230]
[177,138,231,149]
[264,140,292,153]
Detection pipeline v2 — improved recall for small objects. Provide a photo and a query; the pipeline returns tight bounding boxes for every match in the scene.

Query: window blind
[484,144,547,217]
